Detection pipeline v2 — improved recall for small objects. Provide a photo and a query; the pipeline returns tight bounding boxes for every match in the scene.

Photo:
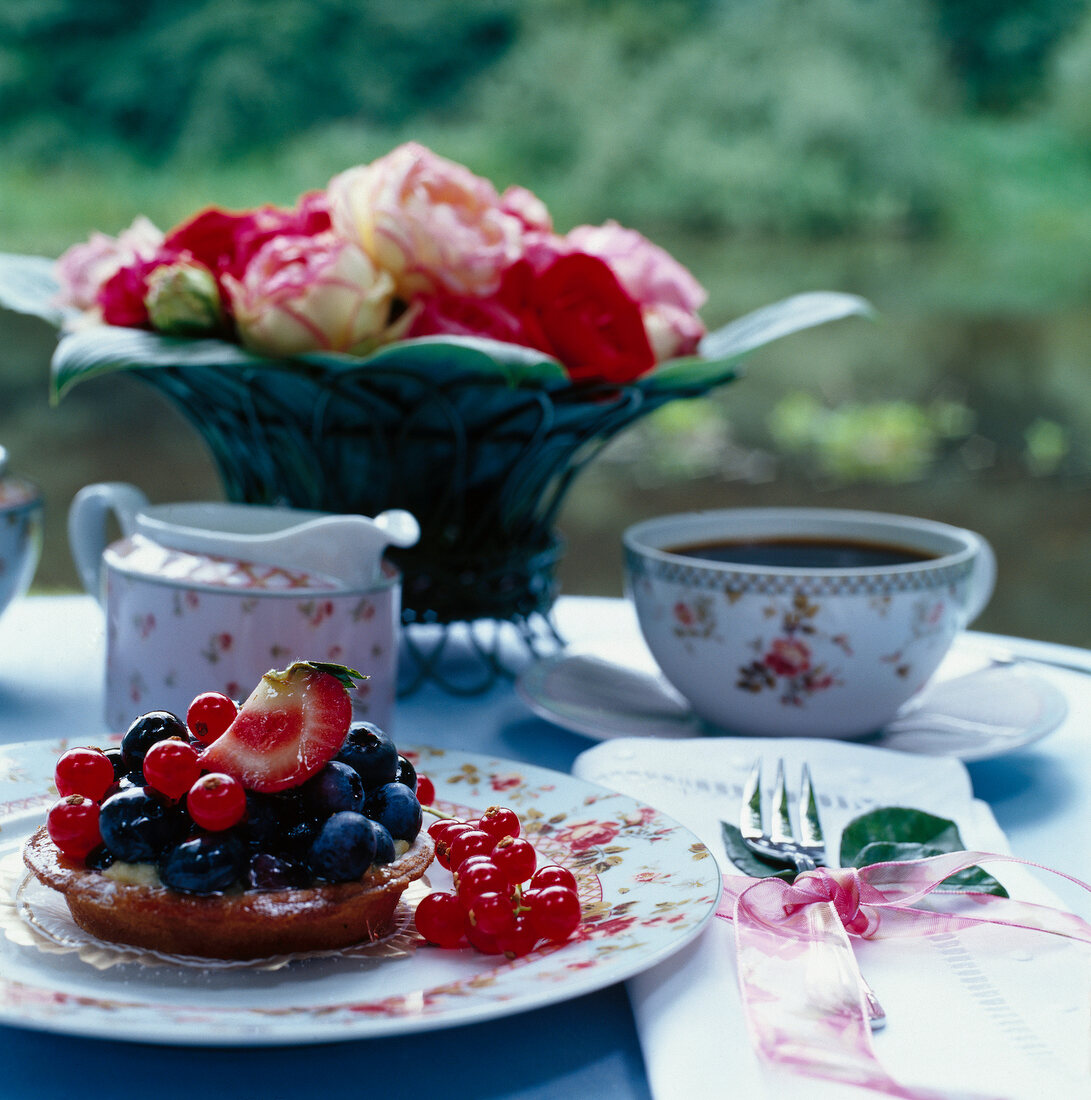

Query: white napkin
[572,737,1091,1100]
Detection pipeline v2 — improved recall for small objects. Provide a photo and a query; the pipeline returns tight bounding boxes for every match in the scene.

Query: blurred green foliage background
[2,0,1091,643]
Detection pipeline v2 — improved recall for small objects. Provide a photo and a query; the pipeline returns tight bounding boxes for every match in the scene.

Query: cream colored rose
[328,142,523,298]
[224,232,394,356]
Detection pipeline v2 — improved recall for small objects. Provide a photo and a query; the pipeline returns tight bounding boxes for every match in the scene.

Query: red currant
[448,828,494,871]
[465,891,515,936]
[455,859,507,903]
[478,805,520,842]
[142,738,202,800]
[464,917,502,955]
[494,912,540,959]
[530,864,579,893]
[415,775,435,805]
[46,795,102,860]
[54,747,115,802]
[185,691,238,745]
[415,891,465,948]
[526,885,582,943]
[186,772,246,831]
[492,835,537,884]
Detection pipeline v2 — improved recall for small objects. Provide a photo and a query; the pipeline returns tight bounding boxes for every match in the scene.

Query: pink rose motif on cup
[764,637,811,677]
[672,595,717,644]
[881,595,953,678]
[737,592,844,706]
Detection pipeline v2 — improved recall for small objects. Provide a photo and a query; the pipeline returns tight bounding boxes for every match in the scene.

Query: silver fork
[740,757,887,1030]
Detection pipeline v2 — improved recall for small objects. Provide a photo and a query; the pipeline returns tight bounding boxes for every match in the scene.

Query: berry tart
[22,661,434,961]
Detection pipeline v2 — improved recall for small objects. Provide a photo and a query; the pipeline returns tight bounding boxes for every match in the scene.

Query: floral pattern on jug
[102,542,400,733]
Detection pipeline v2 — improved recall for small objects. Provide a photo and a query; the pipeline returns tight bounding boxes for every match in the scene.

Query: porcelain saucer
[516,637,1069,761]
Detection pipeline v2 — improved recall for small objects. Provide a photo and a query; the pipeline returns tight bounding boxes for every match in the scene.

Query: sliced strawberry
[196,661,364,793]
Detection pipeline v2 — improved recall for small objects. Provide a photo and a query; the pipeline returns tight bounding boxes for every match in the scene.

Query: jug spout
[137,506,421,590]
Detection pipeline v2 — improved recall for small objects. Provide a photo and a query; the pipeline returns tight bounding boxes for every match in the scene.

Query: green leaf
[0,252,71,327]
[841,808,1008,897]
[698,291,876,361]
[720,822,794,881]
[50,326,268,402]
[49,327,569,402]
[640,291,873,392]
[351,334,567,385]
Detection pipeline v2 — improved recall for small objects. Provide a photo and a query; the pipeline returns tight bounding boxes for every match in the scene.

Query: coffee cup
[69,483,418,732]
[623,507,996,738]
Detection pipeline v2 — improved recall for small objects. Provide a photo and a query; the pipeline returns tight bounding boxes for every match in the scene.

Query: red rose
[531,253,654,382]
[408,253,654,383]
[165,193,332,288]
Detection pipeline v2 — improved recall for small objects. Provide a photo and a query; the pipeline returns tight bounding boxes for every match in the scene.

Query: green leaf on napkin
[840,807,1008,897]
[719,823,795,882]
[721,805,1008,897]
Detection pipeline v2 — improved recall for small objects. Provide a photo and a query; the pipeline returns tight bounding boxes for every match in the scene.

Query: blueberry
[301,761,364,818]
[336,722,398,788]
[103,746,126,780]
[241,790,304,847]
[370,820,397,864]
[395,754,417,792]
[246,852,308,891]
[121,710,187,769]
[279,818,320,860]
[84,844,115,872]
[99,787,187,862]
[159,834,245,894]
[307,811,378,882]
[363,782,422,842]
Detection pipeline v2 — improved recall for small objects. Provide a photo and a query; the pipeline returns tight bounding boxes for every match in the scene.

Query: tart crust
[23,826,434,961]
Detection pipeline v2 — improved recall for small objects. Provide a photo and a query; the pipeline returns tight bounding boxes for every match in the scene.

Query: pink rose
[764,638,812,677]
[55,215,163,311]
[565,221,707,360]
[499,185,552,233]
[328,142,524,297]
[223,231,395,356]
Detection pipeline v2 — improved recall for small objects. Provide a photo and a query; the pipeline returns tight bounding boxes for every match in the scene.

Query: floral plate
[0,740,720,1045]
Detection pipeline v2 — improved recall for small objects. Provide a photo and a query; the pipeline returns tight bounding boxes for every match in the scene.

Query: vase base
[398,613,564,696]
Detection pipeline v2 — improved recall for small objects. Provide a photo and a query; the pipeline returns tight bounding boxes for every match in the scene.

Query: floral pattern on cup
[624,508,996,738]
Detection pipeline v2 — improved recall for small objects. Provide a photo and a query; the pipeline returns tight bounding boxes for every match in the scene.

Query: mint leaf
[841,808,1008,897]
[720,822,794,881]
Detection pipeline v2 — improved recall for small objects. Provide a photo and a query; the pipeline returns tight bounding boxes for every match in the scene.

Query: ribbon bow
[717,852,1091,1099]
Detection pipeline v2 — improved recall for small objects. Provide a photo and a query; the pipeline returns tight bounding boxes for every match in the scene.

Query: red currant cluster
[416,807,581,959]
[46,692,242,861]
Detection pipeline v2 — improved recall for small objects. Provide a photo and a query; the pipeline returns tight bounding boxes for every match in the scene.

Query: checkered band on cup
[623,544,975,598]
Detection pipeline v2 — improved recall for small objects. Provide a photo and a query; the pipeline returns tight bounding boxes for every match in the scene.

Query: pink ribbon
[716,852,1091,1099]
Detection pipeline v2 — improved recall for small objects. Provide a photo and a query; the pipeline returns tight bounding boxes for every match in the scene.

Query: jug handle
[68,483,149,604]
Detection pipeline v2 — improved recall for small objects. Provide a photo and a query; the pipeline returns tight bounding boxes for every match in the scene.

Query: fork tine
[769,758,795,844]
[740,757,764,840]
[797,762,824,852]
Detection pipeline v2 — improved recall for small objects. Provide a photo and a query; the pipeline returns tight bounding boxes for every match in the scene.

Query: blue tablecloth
[0,595,1087,1100]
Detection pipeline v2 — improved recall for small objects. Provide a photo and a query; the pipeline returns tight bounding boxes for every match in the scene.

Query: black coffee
[667,536,937,570]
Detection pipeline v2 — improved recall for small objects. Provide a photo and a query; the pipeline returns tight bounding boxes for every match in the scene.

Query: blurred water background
[2,0,1091,645]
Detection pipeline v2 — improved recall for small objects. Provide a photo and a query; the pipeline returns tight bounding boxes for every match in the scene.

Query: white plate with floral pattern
[0,739,720,1045]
